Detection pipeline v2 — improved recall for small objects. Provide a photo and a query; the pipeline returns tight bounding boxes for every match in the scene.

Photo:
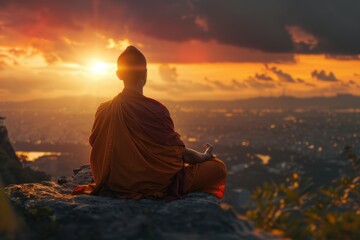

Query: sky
[0,0,360,101]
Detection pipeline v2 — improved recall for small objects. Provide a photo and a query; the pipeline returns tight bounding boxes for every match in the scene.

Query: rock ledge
[5,182,280,240]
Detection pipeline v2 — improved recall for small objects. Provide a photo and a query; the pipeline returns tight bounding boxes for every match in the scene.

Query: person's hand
[203,143,215,160]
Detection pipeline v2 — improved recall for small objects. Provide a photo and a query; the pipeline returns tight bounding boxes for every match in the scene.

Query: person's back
[76,46,227,199]
[89,87,184,199]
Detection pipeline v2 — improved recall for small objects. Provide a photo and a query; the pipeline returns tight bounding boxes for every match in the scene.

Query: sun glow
[90,61,108,74]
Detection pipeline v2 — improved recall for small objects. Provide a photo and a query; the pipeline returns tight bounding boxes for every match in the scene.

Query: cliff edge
[3,180,281,240]
[0,125,50,186]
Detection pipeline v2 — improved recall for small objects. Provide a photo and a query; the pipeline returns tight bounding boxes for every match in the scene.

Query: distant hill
[0,95,106,113]
[170,93,360,110]
[1,93,360,112]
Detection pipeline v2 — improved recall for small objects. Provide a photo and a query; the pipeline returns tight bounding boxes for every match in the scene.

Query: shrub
[246,146,360,239]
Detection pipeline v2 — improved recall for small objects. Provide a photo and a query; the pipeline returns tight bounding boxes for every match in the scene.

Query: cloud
[346,80,360,88]
[231,79,248,89]
[297,78,317,87]
[205,77,248,91]
[328,82,352,91]
[196,0,360,55]
[244,77,277,90]
[205,78,234,91]
[0,0,359,57]
[149,80,213,93]
[265,65,297,83]
[148,64,213,93]
[264,65,316,86]
[311,70,338,82]
[254,73,273,81]
[289,1,360,55]
[325,54,360,60]
[205,73,280,92]
[159,64,178,83]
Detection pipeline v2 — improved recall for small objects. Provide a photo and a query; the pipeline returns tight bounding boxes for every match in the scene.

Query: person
[73,46,226,200]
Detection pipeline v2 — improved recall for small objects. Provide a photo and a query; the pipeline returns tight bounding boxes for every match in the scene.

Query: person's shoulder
[143,96,169,114]
[98,100,112,109]
[95,100,112,115]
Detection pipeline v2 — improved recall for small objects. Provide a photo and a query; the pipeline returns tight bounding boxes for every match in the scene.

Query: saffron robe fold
[89,89,184,199]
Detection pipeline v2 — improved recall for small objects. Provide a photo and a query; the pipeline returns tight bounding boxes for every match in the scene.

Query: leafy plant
[246,145,360,239]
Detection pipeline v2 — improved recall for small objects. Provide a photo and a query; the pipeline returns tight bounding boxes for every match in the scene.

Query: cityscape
[1,94,359,208]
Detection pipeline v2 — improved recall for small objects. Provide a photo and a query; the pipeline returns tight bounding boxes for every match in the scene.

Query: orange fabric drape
[182,158,227,199]
[72,89,227,200]
[88,90,184,199]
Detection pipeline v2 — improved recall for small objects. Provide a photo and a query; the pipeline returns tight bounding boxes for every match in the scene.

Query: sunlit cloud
[106,39,131,51]
[0,1,360,101]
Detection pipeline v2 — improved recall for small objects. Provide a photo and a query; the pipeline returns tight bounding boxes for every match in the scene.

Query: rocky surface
[3,180,281,240]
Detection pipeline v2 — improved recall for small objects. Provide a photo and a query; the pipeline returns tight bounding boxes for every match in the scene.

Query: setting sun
[90,61,108,75]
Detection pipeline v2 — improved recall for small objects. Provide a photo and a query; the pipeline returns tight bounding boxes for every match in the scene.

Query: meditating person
[74,46,226,199]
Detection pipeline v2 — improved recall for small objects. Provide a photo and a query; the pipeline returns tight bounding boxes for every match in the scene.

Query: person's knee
[210,158,227,180]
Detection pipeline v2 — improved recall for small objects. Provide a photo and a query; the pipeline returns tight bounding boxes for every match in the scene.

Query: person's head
[116,46,147,89]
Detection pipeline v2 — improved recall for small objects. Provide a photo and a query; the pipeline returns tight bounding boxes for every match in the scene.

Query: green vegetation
[246,146,360,239]
[23,205,59,235]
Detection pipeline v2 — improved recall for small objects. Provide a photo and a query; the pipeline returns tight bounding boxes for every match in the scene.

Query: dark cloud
[242,72,278,90]
[255,73,273,81]
[311,70,338,82]
[265,65,297,83]
[264,65,316,86]
[194,0,293,53]
[290,1,360,55]
[0,0,359,57]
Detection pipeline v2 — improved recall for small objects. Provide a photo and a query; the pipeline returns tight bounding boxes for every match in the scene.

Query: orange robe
[88,89,184,199]
[73,88,226,199]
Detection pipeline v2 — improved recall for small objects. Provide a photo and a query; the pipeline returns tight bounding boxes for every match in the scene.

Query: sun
[90,61,108,74]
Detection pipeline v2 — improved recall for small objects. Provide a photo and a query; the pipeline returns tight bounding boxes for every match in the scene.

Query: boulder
[4,181,281,240]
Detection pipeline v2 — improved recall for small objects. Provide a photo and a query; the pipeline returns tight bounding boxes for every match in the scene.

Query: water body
[16,151,62,162]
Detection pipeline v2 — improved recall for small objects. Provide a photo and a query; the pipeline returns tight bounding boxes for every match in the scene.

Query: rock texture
[4,181,281,240]
[0,125,18,161]
[0,124,50,186]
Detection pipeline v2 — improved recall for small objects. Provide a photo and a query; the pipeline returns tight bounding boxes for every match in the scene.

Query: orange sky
[0,1,359,101]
